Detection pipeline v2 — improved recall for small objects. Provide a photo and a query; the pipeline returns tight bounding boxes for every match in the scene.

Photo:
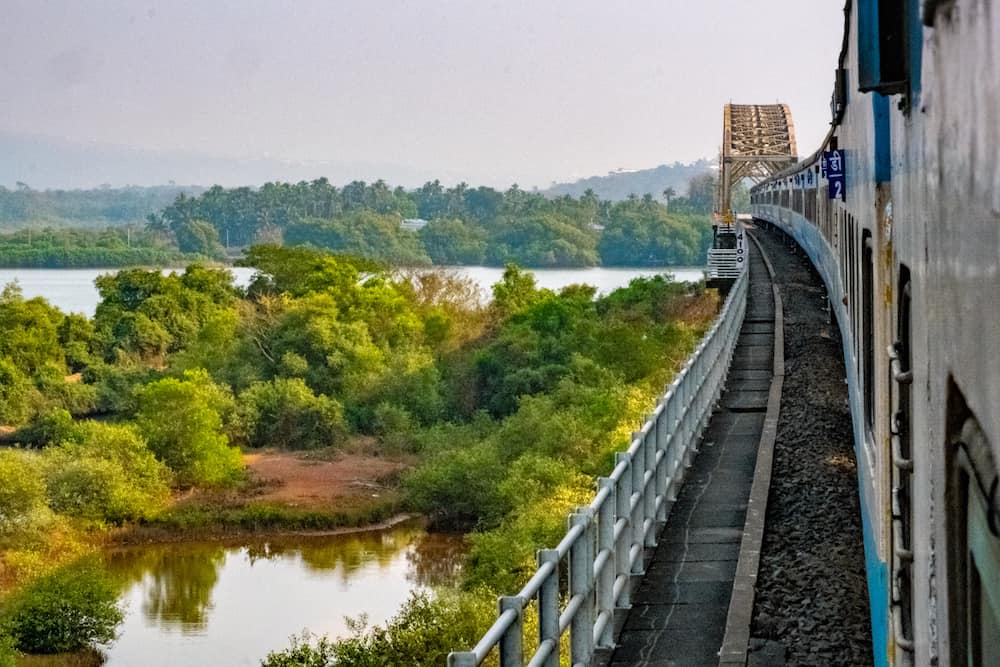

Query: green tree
[0,450,48,535]
[43,421,171,523]
[174,219,223,256]
[135,369,242,487]
[237,378,347,450]
[2,559,123,654]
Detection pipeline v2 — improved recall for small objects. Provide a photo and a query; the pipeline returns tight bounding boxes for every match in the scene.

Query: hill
[543,159,714,201]
[0,184,205,230]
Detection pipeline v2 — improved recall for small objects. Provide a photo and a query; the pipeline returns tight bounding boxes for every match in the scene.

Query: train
[745,1,999,664]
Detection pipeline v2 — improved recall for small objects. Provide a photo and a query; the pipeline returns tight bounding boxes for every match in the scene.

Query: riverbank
[108,447,414,545]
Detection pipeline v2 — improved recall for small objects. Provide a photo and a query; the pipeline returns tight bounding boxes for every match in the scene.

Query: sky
[0,0,846,189]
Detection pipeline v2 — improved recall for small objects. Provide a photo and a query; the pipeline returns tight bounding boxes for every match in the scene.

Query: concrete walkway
[605,245,774,667]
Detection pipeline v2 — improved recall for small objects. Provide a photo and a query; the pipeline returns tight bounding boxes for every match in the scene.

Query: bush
[15,408,76,447]
[262,590,494,667]
[136,370,243,487]
[238,378,346,450]
[372,402,416,452]
[0,358,42,426]
[0,449,48,536]
[0,633,15,667]
[2,559,123,654]
[84,362,159,415]
[42,421,170,524]
[260,632,336,667]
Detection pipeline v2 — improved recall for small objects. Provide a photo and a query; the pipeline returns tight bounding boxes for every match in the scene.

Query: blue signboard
[825,149,846,200]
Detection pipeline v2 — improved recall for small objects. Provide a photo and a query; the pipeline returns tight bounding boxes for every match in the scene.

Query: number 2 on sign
[834,181,842,198]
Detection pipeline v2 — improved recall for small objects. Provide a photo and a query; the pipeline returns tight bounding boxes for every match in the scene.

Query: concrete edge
[718,229,784,666]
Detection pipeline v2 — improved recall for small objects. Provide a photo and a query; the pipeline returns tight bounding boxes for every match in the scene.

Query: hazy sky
[1,1,845,188]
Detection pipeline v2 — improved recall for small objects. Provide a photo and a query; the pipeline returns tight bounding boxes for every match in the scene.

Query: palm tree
[661,187,677,210]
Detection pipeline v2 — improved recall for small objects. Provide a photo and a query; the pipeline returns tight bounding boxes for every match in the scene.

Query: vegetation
[261,591,496,667]
[0,227,197,268]
[0,239,717,661]
[1,559,122,654]
[150,177,717,267]
[0,172,729,268]
[0,184,201,231]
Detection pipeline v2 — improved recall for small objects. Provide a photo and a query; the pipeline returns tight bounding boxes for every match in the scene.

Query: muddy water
[100,520,464,666]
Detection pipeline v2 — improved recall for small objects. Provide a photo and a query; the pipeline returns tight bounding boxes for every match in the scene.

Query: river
[100,520,464,666]
[0,265,705,316]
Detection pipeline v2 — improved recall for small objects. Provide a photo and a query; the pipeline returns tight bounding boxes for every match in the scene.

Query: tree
[661,187,676,210]
[237,378,347,450]
[491,264,544,317]
[174,219,223,257]
[135,369,242,487]
[2,560,123,654]
[0,450,48,535]
[43,421,170,523]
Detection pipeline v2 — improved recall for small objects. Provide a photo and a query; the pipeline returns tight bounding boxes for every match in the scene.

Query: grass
[15,647,106,666]
[111,493,406,544]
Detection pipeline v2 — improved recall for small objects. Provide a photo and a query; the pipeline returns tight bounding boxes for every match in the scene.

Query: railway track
[747,224,872,666]
[604,226,870,666]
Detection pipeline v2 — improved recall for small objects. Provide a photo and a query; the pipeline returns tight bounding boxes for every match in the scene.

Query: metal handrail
[448,263,749,667]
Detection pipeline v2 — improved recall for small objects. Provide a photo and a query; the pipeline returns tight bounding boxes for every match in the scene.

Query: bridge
[448,104,870,667]
[449,1,1000,662]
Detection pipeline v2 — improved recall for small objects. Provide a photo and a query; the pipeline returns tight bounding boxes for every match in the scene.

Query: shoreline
[103,511,427,547]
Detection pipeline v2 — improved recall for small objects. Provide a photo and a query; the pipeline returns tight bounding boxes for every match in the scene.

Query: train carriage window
[858,0,909,95]
[863,231,874,430]
[946,387,1000,667]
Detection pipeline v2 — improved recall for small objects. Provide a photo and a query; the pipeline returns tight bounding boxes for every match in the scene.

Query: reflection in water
[107,545,226,633]
[407,531,467,587]
[101,520,465,666]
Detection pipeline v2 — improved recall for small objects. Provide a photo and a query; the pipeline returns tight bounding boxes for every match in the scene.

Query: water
[0,265,705,316]
[0,267,258,316]
[101,520,464,666]
[439,265,706,299]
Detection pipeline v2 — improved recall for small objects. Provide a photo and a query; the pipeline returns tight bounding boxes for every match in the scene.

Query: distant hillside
[0,185,205,230]
[544,159,714,201]
[0,132,451,191]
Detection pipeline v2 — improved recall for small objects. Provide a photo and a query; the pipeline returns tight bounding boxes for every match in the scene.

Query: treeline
[0,227,197,268]
[0,184,201,230]
[152,178,717,267]
[0,245,717,661]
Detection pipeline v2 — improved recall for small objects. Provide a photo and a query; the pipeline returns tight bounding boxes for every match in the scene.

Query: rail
[448,258,749,667]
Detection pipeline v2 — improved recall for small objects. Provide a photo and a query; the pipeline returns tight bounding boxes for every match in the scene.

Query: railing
[448,263,749,667]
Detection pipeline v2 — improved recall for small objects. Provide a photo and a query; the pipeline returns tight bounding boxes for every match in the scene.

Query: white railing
[448,265,749,667]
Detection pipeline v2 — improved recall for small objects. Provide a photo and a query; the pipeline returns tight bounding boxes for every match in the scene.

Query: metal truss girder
[717,103,797,214]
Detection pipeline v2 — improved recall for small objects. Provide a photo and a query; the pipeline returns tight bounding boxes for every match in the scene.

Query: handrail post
[642,429,656,547]
[614,452,632,607]
[596,477,616,648]
[537,549,560,667]
[569,510,595,665]
[629,438,644,573]
[681,373,696,469]
[448,652,477,667]
[655,406,669,522]
[666,391,681,499]
[499,596,524,667]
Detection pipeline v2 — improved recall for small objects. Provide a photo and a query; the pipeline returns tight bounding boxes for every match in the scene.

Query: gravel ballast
[749,226,874,665]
